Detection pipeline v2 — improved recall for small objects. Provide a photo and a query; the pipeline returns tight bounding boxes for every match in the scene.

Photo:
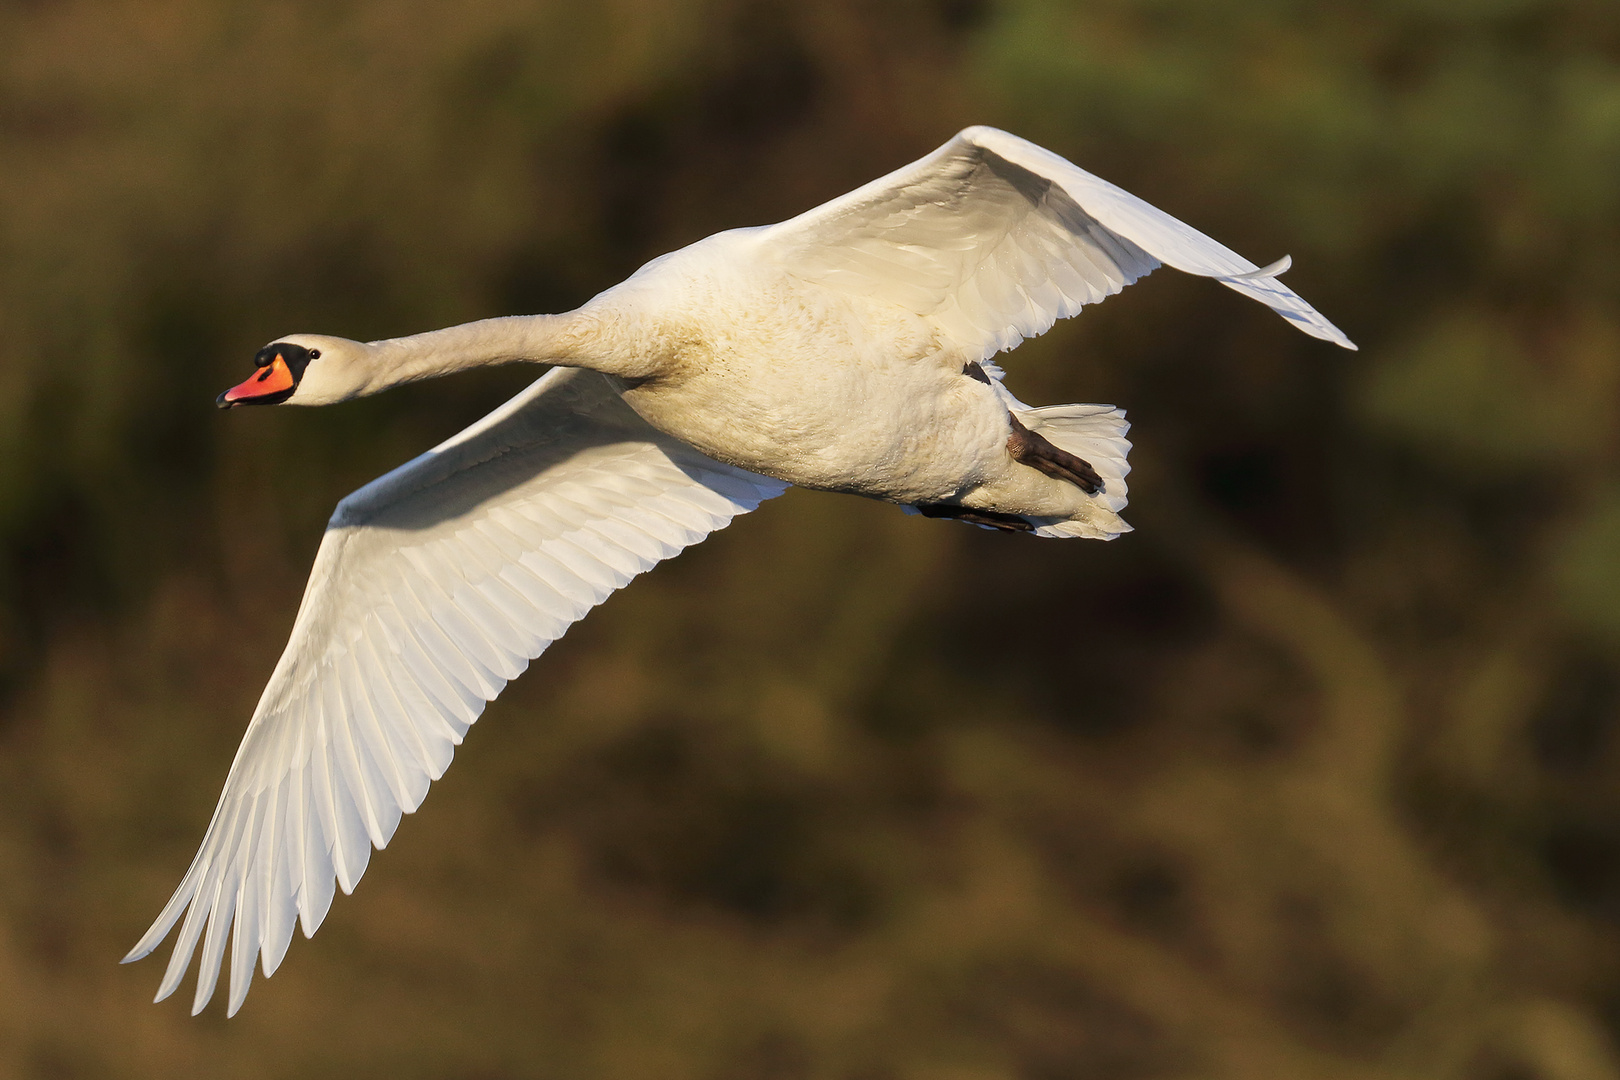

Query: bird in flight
[123,126,1355,1015]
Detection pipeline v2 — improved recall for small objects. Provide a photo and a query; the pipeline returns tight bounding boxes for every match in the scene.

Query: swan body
[614,235,1022,505]
[128,126,1355,1015]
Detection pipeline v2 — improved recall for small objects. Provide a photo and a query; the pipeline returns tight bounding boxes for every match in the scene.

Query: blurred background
[2,0,1619,1076]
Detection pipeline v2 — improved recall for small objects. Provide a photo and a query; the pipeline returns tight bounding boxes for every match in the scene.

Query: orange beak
[217,355,295,408]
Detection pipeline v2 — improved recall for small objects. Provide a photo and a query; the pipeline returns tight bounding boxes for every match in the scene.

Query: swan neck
[364,310,636,389]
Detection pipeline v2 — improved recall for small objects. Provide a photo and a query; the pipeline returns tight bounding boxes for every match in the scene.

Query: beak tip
[215,391,234,409]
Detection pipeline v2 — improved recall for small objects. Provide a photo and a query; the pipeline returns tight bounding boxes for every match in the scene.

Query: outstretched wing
[123,367,787,1016]
[758,125,1355,358]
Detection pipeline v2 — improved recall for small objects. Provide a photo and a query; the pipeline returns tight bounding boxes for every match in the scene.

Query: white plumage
[125,126,1354,1015]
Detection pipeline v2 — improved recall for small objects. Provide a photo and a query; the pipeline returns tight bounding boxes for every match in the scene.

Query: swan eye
[308,349,321,359]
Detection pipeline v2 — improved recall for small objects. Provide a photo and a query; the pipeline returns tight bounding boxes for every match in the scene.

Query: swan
[123,126,1355,1015]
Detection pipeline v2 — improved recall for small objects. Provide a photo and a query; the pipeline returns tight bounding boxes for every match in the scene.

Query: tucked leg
[913,502,1034,532]
[1007,415,1103,495]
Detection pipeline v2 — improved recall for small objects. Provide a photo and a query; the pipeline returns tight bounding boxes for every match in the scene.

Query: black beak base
[216,342,315,409]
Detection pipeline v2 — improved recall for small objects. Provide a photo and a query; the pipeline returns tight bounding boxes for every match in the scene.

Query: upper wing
[757,125,1356,358]
[122,367,787,1016]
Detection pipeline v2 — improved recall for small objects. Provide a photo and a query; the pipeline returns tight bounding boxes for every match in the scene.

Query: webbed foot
[1007,415,1103,495]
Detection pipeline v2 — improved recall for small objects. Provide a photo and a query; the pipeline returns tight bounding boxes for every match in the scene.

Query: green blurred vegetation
[2,0,1619,1077]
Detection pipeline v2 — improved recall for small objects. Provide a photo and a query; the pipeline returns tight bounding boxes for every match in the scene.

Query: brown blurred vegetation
[2,0,1620,1077]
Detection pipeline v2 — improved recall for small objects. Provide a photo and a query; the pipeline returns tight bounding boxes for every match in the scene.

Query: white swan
[124,126,1355,1015]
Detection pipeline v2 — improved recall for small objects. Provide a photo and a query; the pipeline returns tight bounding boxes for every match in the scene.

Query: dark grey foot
[914,502,1034,532]
[1007,415,1103,495]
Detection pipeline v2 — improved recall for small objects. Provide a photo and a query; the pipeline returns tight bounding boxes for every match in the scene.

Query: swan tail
[1017,403,1133,539]
[902,401,1134,539]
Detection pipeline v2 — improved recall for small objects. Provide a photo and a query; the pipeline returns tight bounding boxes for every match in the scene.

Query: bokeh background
[2,0,1619,1077]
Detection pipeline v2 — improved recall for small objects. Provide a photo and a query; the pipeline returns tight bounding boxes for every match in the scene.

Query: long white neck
[358,307,655,393]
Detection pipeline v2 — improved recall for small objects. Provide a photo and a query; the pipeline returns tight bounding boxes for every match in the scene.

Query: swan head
[216,334,373,408]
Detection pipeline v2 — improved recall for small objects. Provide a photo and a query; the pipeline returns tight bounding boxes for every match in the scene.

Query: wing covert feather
[124,367,786,1014]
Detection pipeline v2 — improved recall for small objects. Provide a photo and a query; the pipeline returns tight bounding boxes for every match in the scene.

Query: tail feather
[1017,403,1132,514]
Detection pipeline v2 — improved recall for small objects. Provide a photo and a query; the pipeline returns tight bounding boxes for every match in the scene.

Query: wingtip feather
[1230,254,1292,279]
